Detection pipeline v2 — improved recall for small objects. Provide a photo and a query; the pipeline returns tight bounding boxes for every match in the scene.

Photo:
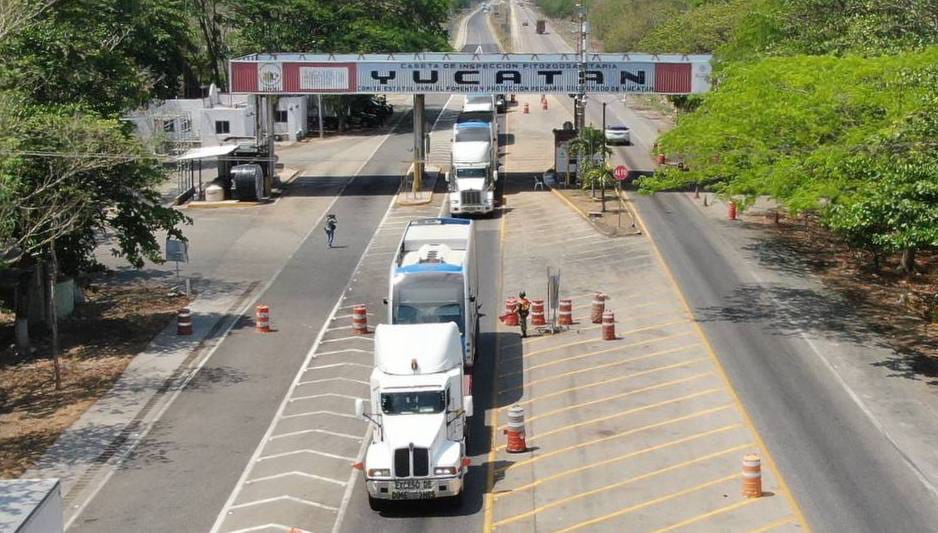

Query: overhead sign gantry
[229,53,713,95]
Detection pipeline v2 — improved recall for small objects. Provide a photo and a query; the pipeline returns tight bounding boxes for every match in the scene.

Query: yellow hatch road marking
[746,516,798,533]
[498,344,703,395]
[498,373,712,430]
[494,425,745,499]
[494,449,747,528]
[553,473,740,533]
[497,404,735,474]
[497,330,697,380]
[623,189,811,530]
[495,388,724,451]
[651,497,760,533]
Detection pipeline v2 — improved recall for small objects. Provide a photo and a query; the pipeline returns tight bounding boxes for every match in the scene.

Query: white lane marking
[270,428,362,441]
[258,449,357,463]
[331,313,374,320]
[297,377,368,386]
[289,393,363,402]
[319,336,372,345]
[325,324,356,332]
[280,411,360,421]
[306,362,371,371]
[229,496,338,512]
[212,171,399,532]
[311,349,372,358]
[247,471,347,486]
[226,524,299,533]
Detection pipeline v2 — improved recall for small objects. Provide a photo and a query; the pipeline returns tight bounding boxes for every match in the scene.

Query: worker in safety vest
[516,291,531,337]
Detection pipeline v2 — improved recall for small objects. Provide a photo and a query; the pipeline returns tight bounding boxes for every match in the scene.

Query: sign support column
[413,94,426,193]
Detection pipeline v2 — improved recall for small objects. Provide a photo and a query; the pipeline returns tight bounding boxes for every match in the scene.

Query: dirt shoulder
[0,280,188,478]
[553,185,642,237]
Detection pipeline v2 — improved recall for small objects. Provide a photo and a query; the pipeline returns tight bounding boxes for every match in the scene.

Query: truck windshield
[381,390,445,414]
[393,273,465,334]
[455,128,490,142]
[456,168,487,179]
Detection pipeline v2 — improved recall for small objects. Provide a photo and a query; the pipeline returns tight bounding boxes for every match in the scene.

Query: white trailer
[355,323,473,511]
[389,218,479,367]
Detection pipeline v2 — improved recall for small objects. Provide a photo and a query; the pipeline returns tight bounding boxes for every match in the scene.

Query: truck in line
[448,95,498,216]
[536,19,546,34]
[388,217,480,368]
[355,323,473,511]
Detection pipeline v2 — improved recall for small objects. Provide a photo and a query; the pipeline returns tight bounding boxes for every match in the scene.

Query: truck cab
[356,323,473,512]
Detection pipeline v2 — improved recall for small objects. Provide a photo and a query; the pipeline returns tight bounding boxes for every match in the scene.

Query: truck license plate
[393,479,432,490]
[391,490,434,500]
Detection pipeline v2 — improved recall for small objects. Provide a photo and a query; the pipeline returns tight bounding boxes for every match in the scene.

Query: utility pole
[574,1,588,132]
[601,101,607,212]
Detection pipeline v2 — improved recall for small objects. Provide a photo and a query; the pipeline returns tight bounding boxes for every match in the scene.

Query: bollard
[256,305,271,333]
[352,305,369,334]
[590,292,606,324]
[742,454,763,498]
[728,201,737,220]
[523,103,529,114]
[656,153,666,165]
[504,405,527,453]
[703,195,709,207]
[542,99,548,110]
[177,308,192,336]
[602,310,616,340]
[558,299,573,325]
[510,93,516,103]
[531,298,546,326]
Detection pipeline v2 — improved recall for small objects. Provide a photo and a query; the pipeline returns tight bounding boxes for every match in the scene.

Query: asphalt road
[68,100,449,533]
[338,8,506,533]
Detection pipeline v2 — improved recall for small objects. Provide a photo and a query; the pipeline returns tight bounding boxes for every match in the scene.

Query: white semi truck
[355,323,473,511]
[389,217,479,367]
[448,95,498,215]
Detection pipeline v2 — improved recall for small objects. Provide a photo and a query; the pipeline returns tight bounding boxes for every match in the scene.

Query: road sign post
[165,238,190,296]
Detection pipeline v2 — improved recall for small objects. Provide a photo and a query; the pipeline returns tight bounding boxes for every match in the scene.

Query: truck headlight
[368,468,391,477]
[434,466,457,475]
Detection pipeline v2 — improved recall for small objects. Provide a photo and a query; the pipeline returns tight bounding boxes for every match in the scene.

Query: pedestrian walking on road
[325,214,337,248]
[516,291,531,337]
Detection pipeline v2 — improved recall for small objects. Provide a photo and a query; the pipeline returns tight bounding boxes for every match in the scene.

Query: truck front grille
[393,447,430,477]
[461,190,482,206]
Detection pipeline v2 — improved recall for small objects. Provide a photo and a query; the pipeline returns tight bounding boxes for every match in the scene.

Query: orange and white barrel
[177,308,192,336]
[504,405,527,453]
[501,297,519,326]
[531,298,546,326]
[590,292,606,324]
[255,305,270,333]
[558,299,573,325]
[352,305,368,335]
[602,310,616,341]
[742,454,763,498]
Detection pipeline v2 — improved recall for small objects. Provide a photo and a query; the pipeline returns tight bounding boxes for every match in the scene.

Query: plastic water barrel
[231,164,264,201]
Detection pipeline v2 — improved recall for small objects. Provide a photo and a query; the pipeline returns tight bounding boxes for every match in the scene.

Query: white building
[126,84,310,152]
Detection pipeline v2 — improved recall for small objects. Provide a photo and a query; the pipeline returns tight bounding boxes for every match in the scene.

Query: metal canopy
[229,53,712,95]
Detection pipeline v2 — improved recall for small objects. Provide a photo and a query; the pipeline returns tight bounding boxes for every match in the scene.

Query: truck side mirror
[382,298,388,305]
[463,396,473,418]
[355,398,366,419]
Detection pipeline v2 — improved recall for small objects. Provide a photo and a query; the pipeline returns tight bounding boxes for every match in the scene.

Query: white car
[604,125,631,146]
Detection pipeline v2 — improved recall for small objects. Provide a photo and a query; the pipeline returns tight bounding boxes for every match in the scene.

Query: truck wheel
[446,491,464,510]
[368,495,388,512]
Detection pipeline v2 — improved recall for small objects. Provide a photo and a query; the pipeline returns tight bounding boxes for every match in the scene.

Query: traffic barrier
[558,299,573,325]
[540,94,546,103]
[541,99,548,110]
[742,454,763,497]
[523,103,529,114]
[531,298,546,326]
[510,93,516,103]
[656,153,666,165]
[500,297,519,326]
[352,305,369,334]
[590,292,606,324]
[504,405,527,453]
[602,310,616,340]
[255,305,271,333]
[728,201,737,220]
[177,308,192,336]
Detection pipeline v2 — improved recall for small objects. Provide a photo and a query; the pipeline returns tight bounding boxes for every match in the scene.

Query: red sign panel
[614,165,629,181]
[654,63,692,94]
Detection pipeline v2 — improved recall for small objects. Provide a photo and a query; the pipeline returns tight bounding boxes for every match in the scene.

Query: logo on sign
[258,63,283,91]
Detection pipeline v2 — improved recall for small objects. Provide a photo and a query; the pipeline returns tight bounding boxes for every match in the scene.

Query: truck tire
[446,491,464,510]
[368,495,389,513]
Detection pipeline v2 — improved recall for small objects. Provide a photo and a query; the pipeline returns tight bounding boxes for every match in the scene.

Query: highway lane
[67,99,449,533]
[510,1,938,530]
[338,8,505,533]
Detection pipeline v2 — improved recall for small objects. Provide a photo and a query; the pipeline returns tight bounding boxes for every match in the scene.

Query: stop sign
[614,165,629,181]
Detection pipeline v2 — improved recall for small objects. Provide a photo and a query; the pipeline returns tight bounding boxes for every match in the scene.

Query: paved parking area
[483,189,806,532]
[210,197,445,533]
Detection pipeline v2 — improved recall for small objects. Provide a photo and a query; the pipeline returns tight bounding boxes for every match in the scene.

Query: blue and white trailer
[388,218,479,367]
